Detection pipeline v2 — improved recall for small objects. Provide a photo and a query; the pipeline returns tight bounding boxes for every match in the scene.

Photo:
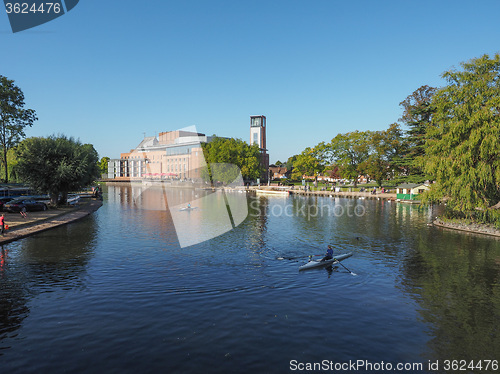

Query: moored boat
[255,188,291,196]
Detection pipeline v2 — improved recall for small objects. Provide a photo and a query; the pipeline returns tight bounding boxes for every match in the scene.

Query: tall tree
[423,54,500,212]
[399,85,436,176]
[359,124,406,186]
[99,156,110,175]
[359,131,387,187]
[16,135,100,205]
[0,76,37,182]
[290,145,325,181]
[201,137,263,183]
[328,131,372,187]
[285,155,297,171]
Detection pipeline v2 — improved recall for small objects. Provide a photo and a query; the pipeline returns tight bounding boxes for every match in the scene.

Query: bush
[443,207,500,229]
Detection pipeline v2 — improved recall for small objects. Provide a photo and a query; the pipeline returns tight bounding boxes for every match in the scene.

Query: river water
[1,184,499,373]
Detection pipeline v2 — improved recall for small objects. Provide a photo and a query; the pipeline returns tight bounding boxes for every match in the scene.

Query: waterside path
[0,199,103,245]
[250,186,398,200]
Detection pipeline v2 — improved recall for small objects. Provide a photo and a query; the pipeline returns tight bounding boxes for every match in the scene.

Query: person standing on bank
[0,214,5,236]
[321,245,334,262]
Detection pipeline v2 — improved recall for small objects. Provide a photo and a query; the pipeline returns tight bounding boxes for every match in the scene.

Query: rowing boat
[299,252,353,271]
[179,207,197,211]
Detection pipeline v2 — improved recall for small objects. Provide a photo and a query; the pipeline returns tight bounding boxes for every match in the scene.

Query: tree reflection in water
[0,215,98,354]
[401,228,500,364]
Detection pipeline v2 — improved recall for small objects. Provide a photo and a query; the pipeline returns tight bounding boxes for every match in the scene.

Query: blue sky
[2,0,500,163]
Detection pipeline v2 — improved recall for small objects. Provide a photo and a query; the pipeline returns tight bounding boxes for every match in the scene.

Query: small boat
[67,194,81,206]
[179,206,197,211]
[255,188,291,196]
[299,252,353,271]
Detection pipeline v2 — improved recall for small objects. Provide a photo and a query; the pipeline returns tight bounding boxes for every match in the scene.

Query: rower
[321,245,334,262]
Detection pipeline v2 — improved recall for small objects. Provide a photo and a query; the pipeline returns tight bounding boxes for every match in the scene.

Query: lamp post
[144,158,150,179]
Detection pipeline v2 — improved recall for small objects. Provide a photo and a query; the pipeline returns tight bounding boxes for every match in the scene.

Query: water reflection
[250,195,500,365]
[2,187,500,372]
[245,196,269,253]
[112,182,251,248]
[0,215,98,351]
[401,230,500,364]
[0,246,30,350]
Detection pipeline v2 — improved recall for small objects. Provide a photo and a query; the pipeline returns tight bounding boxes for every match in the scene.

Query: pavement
[251,186,398,200]
[0,198,103,245]
[289,189,397,199]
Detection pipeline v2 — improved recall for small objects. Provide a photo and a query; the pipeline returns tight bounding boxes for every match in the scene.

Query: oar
[277,254,322,260]
[332,257,357,276]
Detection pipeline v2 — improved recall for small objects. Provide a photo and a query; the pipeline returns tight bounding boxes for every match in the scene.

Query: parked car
[3,198,48,213]
[0,197,14,211]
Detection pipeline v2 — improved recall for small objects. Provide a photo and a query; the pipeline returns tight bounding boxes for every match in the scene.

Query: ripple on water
[2,189,499,373]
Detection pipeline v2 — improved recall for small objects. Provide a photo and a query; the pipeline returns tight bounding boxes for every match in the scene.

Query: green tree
[382,123,407,171]
[359,131,387,186]
[285,155,297,171]
[0,148,20,182]
[16,135,100,205]
[0,75,37,182]
[328,131,372,187]
[399,85,437,176]
[423,54,500,212]
[201,137,263,183]
[290,145,325,181]
[99,156,110,175]
[358,124,405,186]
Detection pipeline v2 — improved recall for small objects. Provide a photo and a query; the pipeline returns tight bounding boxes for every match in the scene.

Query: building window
[251,117,261,127]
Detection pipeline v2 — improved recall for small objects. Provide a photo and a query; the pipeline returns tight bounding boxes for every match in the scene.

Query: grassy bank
[440,207,500,230]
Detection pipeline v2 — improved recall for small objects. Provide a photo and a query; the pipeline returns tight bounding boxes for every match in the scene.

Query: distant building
[249,115,269,180]
[396,183,430,201]
[108,130,212,180]
[269,165,290,180]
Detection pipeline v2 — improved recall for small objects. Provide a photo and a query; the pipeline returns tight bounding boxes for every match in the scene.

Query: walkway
[0,199,103,245]
[288,189,397,200]
[249,186,397,200]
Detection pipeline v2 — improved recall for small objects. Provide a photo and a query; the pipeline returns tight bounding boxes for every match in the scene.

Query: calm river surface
[1,184,499,373]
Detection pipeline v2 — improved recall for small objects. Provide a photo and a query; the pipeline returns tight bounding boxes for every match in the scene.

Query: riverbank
[289,189,397,200]
[433,217,500,238]
[0,198,103,245]
[249,186,398,200]
[252,186,500,238]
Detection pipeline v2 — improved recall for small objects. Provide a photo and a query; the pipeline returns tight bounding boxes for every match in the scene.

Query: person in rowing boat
[321,245,334,262]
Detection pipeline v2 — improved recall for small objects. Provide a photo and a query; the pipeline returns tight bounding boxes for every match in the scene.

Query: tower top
[250,115,266,128]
